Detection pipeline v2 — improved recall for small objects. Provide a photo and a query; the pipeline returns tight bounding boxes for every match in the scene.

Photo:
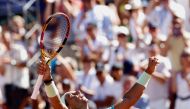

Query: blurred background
[0,0,190,109]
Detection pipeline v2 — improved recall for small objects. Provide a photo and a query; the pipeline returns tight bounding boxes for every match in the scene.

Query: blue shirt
[107,106,114,109]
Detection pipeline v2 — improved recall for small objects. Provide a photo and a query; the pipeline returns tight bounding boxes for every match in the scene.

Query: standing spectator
[171,48,190,109]
[73,0,117,40]
[147,0,175,40]
[145,44,171,109]
[125,0,146,43]
[2,16,29,109]
[166,11,190,72]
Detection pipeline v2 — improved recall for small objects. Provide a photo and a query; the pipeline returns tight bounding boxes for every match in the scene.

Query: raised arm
[37,60,68,109]
[113,57,159,109]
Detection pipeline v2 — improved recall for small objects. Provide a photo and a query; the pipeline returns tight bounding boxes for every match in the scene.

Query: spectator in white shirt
[76,58,99,99]
[125,0,146,43]
[144,44,171,109]
[147,0,173,40]
[1,17,29,109]
[102,26,129,70]
[171,48,190,109]
[73,0,117,41]
[80,23,108,62]
[110,63,124,103]
[93,63,114,109]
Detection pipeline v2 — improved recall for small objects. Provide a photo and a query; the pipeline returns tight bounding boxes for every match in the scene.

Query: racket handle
[31,75,43,99]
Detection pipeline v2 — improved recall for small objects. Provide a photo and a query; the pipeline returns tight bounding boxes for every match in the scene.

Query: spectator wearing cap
[125,0,146,43]
[103,26,130,70]
[110,63,124,103]
[93,63,115,109]
[171,48,190,109]
[144,44,171,109]
[165,5,190,72]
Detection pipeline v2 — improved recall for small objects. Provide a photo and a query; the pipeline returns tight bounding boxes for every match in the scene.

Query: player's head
[61,91,88,109]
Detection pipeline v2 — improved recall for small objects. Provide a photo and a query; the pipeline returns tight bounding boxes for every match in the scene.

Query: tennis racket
[31,13,70,99]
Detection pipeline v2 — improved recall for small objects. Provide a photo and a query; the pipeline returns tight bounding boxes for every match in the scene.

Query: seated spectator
[75,58,99,99]
[80,23,108,62]
[110,63,124,102]
[103,26,130,70]
[93,63,114,109]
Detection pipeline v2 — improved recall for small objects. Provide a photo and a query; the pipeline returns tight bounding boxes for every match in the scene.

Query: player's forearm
[44,81,68,109]
[95,96,114,108]
[49,96,67,109]
[122,83,145,107]
[115,71,152,109]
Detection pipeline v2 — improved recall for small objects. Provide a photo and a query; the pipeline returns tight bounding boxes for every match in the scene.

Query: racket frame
[31,13,70,99]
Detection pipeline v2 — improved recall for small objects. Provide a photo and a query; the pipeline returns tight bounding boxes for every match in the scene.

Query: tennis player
[38,57,159,109]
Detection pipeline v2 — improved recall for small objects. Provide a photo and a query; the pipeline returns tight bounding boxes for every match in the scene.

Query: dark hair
[181,48,190,58]
[86,22,97,31]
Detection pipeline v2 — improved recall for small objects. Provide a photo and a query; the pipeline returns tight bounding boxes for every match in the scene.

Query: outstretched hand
[37,58,52,81]
[145,57,159,75]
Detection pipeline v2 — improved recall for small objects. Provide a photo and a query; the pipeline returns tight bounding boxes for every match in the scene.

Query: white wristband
[44,82,59,97]
[137,72,151,87]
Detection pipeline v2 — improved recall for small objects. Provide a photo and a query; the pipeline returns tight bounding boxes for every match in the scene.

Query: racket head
[40,13,70,62]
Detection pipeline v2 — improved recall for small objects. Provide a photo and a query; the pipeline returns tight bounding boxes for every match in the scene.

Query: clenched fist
[37,58,52,81]
[145,57,159,75]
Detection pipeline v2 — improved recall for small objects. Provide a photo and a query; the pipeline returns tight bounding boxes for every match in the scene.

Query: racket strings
[43,15,69,56]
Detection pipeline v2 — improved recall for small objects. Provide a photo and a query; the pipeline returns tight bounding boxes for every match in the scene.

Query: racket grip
[31,75,43,99]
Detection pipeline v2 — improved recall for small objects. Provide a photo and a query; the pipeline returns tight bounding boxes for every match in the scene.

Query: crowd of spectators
[0,0,190,109]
